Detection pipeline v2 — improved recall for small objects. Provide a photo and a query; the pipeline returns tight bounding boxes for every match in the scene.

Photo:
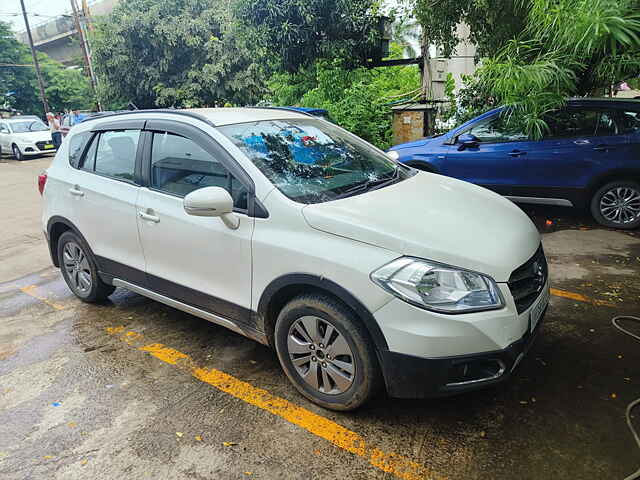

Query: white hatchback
[41,108,549,410]
[0,117,56,160]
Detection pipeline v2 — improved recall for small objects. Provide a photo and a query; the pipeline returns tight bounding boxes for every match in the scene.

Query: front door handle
[139,210,160,223]
[508,150,526,157]
[69,185,84,197]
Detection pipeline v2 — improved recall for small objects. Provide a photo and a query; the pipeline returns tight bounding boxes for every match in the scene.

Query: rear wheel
[274,293,381,411]
[590,181,640,230]
[12,144,23,161]
[57,231,115,302]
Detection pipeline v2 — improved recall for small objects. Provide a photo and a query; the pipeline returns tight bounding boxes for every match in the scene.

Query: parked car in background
[389,98,640,229]
[0,117,55,160]
[283,106,333,122]
[41,107,548,410]
[61,111,92,137]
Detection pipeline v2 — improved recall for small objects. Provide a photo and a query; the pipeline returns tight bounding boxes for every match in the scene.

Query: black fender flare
[257,273,389,353]
[46,216,92,267]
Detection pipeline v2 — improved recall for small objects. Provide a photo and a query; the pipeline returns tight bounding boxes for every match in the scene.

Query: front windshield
[10,120,49,133]
[218,119,410,203]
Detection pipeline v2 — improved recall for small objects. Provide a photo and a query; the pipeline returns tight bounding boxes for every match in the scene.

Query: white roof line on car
[75,107,311,128]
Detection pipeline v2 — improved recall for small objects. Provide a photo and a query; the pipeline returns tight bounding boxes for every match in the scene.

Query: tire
[57,231,115,302]
[590,181,640,230]
[12,144,23,161]
[274,293,381,411]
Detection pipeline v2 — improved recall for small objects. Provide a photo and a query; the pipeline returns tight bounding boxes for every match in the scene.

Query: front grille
[35,141,51,151]
[508,246,548,314]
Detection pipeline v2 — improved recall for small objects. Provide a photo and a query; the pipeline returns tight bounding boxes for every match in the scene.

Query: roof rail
[248,106,315,117]
[81,108,216,126]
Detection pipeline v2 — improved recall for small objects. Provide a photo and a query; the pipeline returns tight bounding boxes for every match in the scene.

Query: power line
[0,12,62,18]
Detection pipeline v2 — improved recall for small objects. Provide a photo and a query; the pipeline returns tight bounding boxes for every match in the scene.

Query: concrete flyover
[16,0,119,66]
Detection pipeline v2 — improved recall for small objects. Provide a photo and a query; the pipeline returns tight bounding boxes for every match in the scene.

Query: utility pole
[19,0,50,115]
[420,30,432,103]
[70,0,101,111]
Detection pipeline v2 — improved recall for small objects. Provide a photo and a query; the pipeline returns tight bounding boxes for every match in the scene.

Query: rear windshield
[10,120,49,133]
[218,119,408,204]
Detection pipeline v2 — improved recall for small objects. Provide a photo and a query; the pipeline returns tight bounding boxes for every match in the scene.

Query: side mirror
[457,133,480,151]
[183,187,239,229]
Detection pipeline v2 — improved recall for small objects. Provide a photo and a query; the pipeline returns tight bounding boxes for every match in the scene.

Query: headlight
[386,150,399,161]
[371,257,504,313]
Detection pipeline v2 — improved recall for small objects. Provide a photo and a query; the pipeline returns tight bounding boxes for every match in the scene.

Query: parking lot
[1,154,639,479]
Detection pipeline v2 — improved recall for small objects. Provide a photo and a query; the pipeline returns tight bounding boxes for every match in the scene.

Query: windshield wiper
[335,165,402,199]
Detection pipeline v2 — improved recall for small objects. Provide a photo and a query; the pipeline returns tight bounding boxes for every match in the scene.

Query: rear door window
[94,130,139,182]
[616,110,640,134]
[544,109,598,138]
[69,132,93,168]
[80,130,140,182]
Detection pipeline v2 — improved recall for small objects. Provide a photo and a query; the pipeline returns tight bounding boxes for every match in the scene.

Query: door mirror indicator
[457,133,480,151]
[183,187,239,229]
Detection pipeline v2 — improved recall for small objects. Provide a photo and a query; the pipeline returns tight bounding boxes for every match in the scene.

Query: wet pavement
[1,157,640,479]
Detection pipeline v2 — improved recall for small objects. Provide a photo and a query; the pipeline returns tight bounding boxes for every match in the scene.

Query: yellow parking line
[106,326,444,480]
[550,288,615,307]
[20,285,66,310]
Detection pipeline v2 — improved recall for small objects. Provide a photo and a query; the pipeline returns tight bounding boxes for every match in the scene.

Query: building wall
[430,23,477,100]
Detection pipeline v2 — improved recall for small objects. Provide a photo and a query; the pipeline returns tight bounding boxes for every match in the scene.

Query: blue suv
[389,99,640,229]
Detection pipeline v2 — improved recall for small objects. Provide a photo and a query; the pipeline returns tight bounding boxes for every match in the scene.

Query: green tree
[236,0,385,72]
[268,45,421,149]
[0,21,38,113]
[91,0,266,109]
[470,0,640,137]
[0,21,93,116]
[412,0,528,58]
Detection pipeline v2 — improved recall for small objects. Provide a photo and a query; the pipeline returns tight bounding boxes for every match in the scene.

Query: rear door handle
[593,144,612,152]
[508,150,526,157]
[69,185,84,197]
[139,210,160,223]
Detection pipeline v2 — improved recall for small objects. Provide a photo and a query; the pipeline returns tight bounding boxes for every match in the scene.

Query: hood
[302,173,540,282]
[12,131,52,143]
[389,135,442,150]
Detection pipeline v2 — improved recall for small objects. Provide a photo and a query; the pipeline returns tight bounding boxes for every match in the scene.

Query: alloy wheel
[62,241,92,294]
[287,316,355,395]
[599,186,640,225]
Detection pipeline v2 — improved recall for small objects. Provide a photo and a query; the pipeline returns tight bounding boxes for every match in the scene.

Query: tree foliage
[236,0,384,72]
[0,21,93,116]
[412,0,528,58]
[91,0,266,109]
[268,45,421,149]
[468,0,640,138]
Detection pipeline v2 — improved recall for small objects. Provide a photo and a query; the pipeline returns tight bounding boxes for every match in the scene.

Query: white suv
[41,108,549,410]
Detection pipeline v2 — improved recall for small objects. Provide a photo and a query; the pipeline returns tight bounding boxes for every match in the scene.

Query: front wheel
[57,231,115,302]
[12,144,23,161]
[274,294,381,411]
[590,181,640,230]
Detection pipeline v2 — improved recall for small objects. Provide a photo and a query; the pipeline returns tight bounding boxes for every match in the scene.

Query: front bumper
[379,304,547,398]
[17,142,56,155]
